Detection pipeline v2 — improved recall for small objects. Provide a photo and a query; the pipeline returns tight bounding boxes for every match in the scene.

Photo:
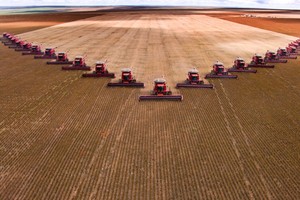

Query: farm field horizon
[0,7,299,199]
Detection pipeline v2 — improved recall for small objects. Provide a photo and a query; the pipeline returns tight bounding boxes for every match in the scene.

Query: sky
[1,0,300,9]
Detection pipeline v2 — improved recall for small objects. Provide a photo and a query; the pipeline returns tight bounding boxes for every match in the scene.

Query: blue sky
[1,0,300,9]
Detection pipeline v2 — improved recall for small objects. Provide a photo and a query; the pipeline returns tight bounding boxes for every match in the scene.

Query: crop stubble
[1,10,300,199]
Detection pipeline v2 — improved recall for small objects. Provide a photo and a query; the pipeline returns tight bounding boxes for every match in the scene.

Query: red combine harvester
[228,57,257,73]
[107,68,143,87]
[34,48,57,59]
[290,40,300,49]
[15,42,32,52]
[61,56,91,70]
[264,51,287,63]
[47,52,73,64]
[176,68,213,88]
[286,46,299,55]
[289,42,299,49]
[2,32,10,38]
[247,54,275,68]
[277,48,297,59]
[139,78,183,101]
[8,40,26,49]
[4,36,18,46]
[205,61,237,78]
[2,34,13,43]
[22,44,44,55]
[82,61,115,78]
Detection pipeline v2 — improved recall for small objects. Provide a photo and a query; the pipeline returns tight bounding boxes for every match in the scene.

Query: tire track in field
[1,75,82,197]
[67,16,147,199]
[88,90,136,200]
[87,16,151,199]
[19,79,111,199]
[0,74,78,162]
[211,80,254,199]
[214,74,300,198]
[218,80,272,199]
[43,16,145,199]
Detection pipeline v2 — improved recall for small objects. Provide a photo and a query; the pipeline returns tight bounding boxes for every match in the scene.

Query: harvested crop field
[1,8,300,199]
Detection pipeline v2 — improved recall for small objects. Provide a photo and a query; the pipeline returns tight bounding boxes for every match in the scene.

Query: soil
[0,8,299,200]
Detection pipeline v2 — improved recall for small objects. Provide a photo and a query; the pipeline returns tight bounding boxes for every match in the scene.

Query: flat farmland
[1,9,300,199]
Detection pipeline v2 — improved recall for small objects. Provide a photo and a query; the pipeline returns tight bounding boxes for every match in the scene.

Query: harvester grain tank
[34,47,57,59]
[264,51,287,63]
[139,78,183,101]
[247,54,275,68]
[205,61,238,78]
[82,61,115,78]
[228,57,257,73]
[107,68,143,87]
[47,52,73,64]
[176,68,213,88]
[61,56,91,70]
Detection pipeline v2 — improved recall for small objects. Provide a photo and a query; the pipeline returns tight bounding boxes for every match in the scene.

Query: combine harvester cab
[228,57,257,73]
[82,61,115,78]
[61,56,91,70]
[286,45,299,55]
[47,52,73,64]
[264,51,287,63]
[176,68,213,88]
[277,48,297,59]
[247,54,275,68]
[15,42,32,52]
[22,44,44,55]
[107,68,143,87]
[205,61,238,78]
[34,48,57,59]
[139,78,183,101]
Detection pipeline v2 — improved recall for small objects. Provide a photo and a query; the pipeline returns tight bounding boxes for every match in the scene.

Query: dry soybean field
[0,8,300,199]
